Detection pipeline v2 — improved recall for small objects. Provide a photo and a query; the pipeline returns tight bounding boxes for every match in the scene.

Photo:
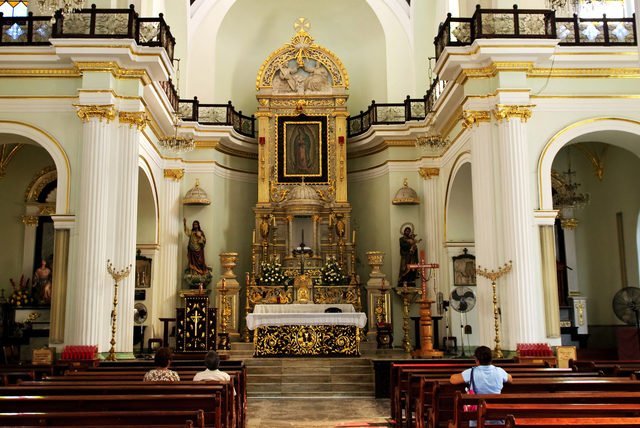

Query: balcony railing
[435,5,637,59]
[346,77,446,138]
[178,97,256,138]
[0,4,176,60]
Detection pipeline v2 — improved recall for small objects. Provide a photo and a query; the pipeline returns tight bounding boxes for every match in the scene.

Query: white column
[465,111,499,348]
[21,216,39,278]
[68,106,115,351]
[49,215,74,345]
[495,105,546,348]
[420,167,442,302]
[151,169,183,340]
[112,112,146,355]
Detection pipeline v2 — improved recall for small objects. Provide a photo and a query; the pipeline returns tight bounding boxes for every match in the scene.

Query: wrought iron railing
[159,79,179,112]
[178,97,256,138]
[0,4,176,60]
[435,5,637,59]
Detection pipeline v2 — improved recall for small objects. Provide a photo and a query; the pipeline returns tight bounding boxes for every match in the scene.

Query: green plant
[9,275,33,307]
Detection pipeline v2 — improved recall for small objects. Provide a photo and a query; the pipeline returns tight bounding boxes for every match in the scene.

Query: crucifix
[190,310,202,339]
[408,252,443,358]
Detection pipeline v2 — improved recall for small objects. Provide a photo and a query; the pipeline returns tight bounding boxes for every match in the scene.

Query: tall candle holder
[218,278,231,350]
[106,260,132,362]
[242,272,251,342]
[395,283,421,353]
[476,261,513,359]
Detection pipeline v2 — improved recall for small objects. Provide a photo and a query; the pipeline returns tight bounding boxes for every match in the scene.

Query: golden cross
[190,310,202,337]
[294,17,310,34]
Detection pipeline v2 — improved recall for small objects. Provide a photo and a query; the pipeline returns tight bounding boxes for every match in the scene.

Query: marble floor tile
[247,397,391,428]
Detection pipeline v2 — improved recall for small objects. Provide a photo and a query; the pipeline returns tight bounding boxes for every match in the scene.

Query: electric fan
[450,286,476,357]
[134,302,148,325]
[612,287,640,348]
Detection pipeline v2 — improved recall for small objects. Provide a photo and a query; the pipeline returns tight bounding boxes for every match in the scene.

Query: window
[0,1,29,17]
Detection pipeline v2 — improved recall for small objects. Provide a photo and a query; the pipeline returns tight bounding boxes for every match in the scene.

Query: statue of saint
[335,214,346,241]
[398,226,422,286]
[33,259,52,305]
[183,218,208,275]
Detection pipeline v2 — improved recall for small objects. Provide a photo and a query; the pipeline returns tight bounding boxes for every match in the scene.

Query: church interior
[1,0,640,426]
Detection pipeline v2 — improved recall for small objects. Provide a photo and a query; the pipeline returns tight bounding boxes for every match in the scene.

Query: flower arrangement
[318,257,348,285]
[9,275,34,307]
[257,261,291,286]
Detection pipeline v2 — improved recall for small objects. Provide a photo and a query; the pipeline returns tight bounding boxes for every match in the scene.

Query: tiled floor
[247,397,391,428]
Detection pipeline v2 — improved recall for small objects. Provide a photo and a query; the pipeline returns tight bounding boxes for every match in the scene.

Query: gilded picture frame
[452,248,476,286]
[277,114,328,183]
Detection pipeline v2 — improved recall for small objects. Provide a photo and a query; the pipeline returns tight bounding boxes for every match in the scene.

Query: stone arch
[0,120,70,214]
[138,156,159,244]
[444,151,473,242]
[538,117,640,210]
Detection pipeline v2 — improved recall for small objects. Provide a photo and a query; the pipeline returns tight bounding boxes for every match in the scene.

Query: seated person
[193,350,230,382]
[143,347,180,382]
[450,345,512,391]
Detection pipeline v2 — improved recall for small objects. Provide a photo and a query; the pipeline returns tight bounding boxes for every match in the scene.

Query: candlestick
[476,261,513,359]
[105,260,132,362]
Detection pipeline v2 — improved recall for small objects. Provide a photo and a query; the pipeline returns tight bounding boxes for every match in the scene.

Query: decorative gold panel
[253,324,360,357]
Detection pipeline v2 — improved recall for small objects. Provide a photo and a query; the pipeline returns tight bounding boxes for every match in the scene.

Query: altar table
[247,304,367,357]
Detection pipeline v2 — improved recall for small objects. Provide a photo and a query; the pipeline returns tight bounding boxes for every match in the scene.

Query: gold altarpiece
[247,19,359,316]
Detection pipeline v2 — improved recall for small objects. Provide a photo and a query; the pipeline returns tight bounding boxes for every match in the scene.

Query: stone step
[247,382,373,394]
[248,390,374,398]
[246,365,371,375]
[248,373,373,383]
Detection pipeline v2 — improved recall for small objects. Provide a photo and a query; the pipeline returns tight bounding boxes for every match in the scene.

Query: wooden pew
[451,391,640,428]
[12,381,237,428]
[0,409,204,428]
[505,414,640,427]
[0,394,222,428]
[430,378,640,428]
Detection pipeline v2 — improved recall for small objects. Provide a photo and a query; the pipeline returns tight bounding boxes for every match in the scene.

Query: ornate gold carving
[39,206,55,216]
[118,111,149,130]
[74,61,149,81]
[259,99,269,107]
[75,105,116,122]
[419,168,440,180]
[575,143,607,181]
[21,215,39,226]
[315,180,335,202]
[493,105,534,123]
[256,20,349,90]
[575,301,585,326]
[253,324,359,357]
[25,165,57,203]
[462,110,491,128]
[561,218,579,230]
[270,182,289,203]
[164,169,184,181]
[269,98,335,109]
[0,144,23,178]
[248,285,293,306]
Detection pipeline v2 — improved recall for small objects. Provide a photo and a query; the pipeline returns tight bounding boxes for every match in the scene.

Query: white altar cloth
[246,311,367,330]
[253,303,355,314]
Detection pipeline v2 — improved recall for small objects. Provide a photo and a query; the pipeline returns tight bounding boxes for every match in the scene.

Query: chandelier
[36,0,85,16]
[416,132,449,149]
[553,155,590,210]
[159,59,195,154]
[159,114,195,153]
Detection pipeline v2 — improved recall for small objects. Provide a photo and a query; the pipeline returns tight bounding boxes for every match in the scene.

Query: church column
[49,215,74,344]
[535,210,561,339]
[494,105,546,348]
[20,216,38,278]
[113,112,147,355]
[68,105,116,350]
[419,167,442,301]
[334,111,348,203]
[256,112,271,204]
[151,169,183,340]
[465,110,499,348]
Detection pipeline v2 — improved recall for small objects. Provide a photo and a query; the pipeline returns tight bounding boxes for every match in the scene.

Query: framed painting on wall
[276,114,328,183]
[452,248,476,286]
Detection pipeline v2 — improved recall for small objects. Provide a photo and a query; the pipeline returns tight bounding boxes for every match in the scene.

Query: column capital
[164,169,184,181]
[119,111,149,130]
[21,215,39,226]
[462,110,491,128]
[51,215,76,230]
[493,104,534,123]
[419,167,440,179]
[74,104,116,122]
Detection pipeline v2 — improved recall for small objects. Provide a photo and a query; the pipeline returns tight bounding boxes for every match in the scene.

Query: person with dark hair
[450,345,512,392]
[193,350,230,382]
[143,347,180,382]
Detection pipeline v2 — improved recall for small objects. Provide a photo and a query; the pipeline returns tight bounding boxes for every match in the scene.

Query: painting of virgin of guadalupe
[285,122,321,176]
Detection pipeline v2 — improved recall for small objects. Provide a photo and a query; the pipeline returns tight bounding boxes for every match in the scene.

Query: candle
[221,278,226,290]
[252,229,256,244]
[352,230,356,245]
[245,272,250,286]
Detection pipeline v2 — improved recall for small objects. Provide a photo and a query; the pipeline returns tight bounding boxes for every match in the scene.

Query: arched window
[0,1,29,17]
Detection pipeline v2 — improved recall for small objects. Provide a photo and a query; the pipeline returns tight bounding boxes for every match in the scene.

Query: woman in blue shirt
[450,346,512,393]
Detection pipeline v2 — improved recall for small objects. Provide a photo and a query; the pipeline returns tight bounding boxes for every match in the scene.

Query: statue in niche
[273,59,330,94]
[334,214,346,242]
[398,224,422,287]
[33,259,52,305]
[183,218,212,287]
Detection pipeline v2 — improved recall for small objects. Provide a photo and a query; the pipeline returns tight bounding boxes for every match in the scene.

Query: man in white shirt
[193,350,231,382]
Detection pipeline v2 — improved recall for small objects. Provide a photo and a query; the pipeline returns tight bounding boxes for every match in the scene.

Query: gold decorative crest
[462,110,491,128]
[119,111,149,130]
[493,105,534,122]
[75,104,116,122]
[164,169,184,181]
[419,167,440,180]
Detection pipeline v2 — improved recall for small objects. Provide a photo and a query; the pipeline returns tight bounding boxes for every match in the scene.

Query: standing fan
[612,287,640,349]
[450,286,476,357]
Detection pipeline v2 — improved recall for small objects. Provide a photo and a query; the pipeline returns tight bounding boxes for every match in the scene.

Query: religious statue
[183,218,212,287]
[398,225,422,286]
[259,215,270,243]
[303,60,330,92]
[33,259,52,305]
[334,214,346,241]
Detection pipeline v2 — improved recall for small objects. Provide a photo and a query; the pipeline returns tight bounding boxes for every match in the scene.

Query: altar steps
[244,358,374,398]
